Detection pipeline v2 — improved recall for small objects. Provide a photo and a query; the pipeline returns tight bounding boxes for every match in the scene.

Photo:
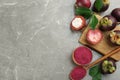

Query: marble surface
[0,0,120,80]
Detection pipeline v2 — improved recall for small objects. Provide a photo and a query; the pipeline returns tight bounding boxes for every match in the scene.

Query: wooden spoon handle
[86,47,120,70]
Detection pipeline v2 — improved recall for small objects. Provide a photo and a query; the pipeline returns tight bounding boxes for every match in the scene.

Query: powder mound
[70,66,87,80]
[73,46,92,65]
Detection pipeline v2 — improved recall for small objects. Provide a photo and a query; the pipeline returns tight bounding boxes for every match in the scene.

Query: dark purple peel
[92,4,109,12]
[92,0,110,13]
[100,59,116,74]
[100,15,117,31]
[111,8,120,22]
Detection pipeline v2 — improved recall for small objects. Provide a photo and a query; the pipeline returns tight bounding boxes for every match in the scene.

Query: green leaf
[75,7,93,19]
[89,65,102,80]
[89,14,98,29]
[92,72,102,80]
[95,0,103,11]
[89,65,99,77]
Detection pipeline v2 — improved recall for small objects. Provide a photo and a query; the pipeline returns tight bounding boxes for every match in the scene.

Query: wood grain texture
[79,14,120,61]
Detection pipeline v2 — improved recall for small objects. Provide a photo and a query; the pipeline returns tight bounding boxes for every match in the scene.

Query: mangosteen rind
[111,8,120,22]
[100,59,116,74]
[100,15,117,31]
[92,5,109,12]
[92,0,110,12]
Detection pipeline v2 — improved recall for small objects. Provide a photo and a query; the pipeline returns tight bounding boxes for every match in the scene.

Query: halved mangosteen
[109,30,120,45]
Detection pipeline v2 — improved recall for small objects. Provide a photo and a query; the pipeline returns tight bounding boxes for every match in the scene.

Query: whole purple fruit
[100,15,117,31]
[111,8,120,22]
[92,0,110,12]
[100,59,116,74]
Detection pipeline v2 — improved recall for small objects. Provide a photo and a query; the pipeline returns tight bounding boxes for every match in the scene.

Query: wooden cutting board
[79,14,120,61]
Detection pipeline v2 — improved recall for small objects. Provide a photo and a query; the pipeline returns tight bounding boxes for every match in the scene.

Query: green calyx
[103,66,108,72]
[100,17,112,27]
[104,60,108,65]
[109,67,115,72]
[102,60,109,72]
[102,60,116,73]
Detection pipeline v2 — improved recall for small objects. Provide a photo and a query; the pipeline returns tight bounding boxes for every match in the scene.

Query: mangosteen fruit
[71,16,86,31]
[86,29,103,45]
[75,0,91,8]
[92,0,110,12]
[109,30,120,45]
[100,59,116,74]
[100,15,117,31]
[111,8,120,22]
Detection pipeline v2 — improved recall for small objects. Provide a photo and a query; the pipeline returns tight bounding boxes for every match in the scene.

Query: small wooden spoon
[85,47,120,70]
[70,47,120,80]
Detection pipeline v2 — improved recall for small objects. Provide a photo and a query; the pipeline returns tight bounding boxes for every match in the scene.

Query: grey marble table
[0,0,120,80]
